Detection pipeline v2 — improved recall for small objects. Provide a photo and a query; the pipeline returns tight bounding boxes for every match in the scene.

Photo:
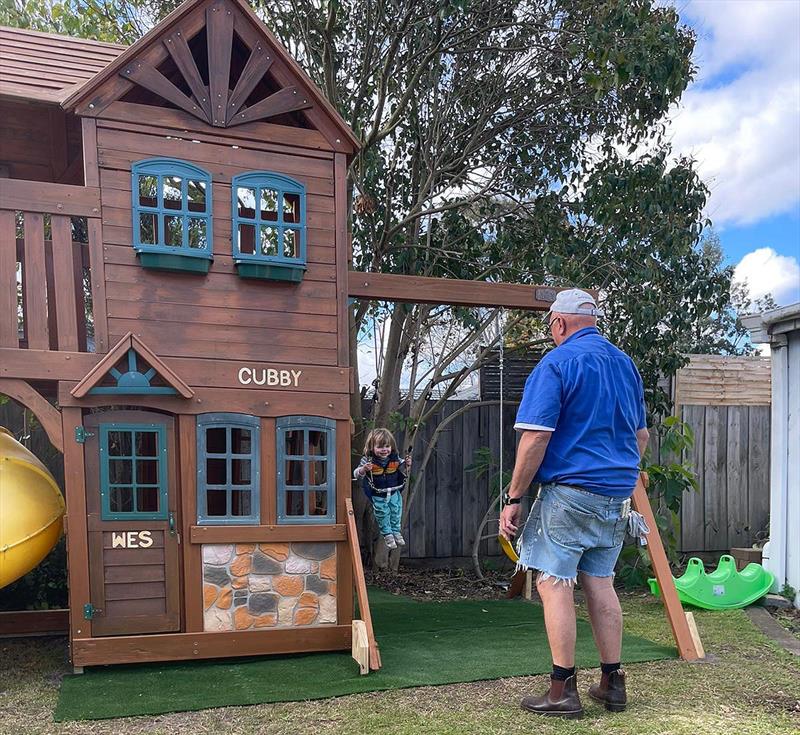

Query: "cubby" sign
[237,367,303,387]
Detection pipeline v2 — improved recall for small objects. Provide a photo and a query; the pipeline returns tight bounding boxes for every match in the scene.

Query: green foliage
[466,446,511,498]
[0,537,67,611]
[780,583,797,604]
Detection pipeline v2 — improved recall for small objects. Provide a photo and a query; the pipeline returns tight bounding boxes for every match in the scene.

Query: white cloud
[667,1,800,226]
[733,247,800,305]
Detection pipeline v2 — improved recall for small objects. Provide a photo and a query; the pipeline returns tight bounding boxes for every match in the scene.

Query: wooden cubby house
[0,0,361,668]
[0,0,704,670]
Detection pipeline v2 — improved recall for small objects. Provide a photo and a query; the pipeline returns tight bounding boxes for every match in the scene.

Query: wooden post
[344,498,381,671]
[631,473,702,661]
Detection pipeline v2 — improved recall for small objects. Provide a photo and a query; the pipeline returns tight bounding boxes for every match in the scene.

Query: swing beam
[349,270,703,663]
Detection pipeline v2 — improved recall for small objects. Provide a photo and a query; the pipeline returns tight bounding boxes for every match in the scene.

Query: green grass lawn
[1,592,798,735]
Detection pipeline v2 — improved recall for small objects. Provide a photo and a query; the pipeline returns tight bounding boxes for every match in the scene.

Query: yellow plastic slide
[0,427,65,589]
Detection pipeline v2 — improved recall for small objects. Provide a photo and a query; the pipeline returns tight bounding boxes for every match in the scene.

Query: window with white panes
[232,172,306,281]
[132,158,212,270]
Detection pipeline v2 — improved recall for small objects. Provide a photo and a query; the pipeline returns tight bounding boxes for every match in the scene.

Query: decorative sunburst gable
[71,333,194,399]
[61,0,359,151]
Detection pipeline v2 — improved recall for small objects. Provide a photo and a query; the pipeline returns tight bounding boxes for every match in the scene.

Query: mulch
[365,567,516,601]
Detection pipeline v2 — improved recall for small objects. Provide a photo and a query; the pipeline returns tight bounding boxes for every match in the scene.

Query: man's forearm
[508,431,551,498]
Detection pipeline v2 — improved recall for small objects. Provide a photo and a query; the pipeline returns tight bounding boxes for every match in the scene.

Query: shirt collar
[562,326,599,346]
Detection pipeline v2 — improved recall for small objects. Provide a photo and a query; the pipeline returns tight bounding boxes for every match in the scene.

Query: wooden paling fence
[674,355,771,553]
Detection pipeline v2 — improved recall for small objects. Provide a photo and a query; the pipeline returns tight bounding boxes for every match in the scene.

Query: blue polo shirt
[514,327,646,497]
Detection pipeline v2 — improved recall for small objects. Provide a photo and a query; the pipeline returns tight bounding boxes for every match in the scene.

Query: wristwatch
[502,492,521,505]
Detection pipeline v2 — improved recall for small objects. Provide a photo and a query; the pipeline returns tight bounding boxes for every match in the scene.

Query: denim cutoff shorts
[517,483,629,583]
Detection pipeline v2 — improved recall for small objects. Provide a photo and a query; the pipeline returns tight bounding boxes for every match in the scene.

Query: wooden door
[84,410,181,636]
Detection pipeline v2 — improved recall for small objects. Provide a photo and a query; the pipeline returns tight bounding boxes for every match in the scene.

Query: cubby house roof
[60,0,359,153]
[0,26,124,103]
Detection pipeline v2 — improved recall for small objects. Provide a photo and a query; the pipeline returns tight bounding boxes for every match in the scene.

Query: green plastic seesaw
[648,554,774,611]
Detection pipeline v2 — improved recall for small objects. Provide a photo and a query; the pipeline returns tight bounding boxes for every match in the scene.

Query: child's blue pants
[371,492,403,535]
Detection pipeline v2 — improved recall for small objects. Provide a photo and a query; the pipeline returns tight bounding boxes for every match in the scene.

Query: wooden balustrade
[0,178,102,353]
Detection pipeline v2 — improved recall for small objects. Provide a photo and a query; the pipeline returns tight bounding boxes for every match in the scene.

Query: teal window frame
[231,172,307,281]
[99,423,168,521]
[277,416,335,524]
[131,158,213,266]
[197,413,260,525]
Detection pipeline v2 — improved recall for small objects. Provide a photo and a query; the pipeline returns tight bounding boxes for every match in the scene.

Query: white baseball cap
[547,288,603,317]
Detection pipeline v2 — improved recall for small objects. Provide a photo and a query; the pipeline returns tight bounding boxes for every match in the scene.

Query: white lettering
[126,531,139,548]
[237,366,304,388]
[138,530,153,548]
[112,532,126,548]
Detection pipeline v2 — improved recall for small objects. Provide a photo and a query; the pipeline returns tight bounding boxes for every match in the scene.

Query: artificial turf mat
[55,588,676,721]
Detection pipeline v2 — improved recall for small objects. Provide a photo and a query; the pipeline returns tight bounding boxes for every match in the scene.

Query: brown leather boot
[588,668,627,712]
[520,674,583,718]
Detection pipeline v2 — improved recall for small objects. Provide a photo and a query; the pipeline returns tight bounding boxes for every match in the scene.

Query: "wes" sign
[111,531,154,548]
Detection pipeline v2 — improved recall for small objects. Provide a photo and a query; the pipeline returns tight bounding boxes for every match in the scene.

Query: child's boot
[384,534,397,549]
[393,532,406,546]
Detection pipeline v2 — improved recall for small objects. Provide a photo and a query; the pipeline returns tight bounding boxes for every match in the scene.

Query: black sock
[601,661,621,674]
[551,664,576,681]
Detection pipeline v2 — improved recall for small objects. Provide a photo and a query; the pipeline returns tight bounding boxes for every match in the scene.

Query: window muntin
[132,158,212,258]
[232,172,306,266]
[197,414,260,524]
[100,424,168,521]
[277,417,335,524]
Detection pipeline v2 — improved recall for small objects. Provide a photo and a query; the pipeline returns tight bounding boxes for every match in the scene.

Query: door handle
[168,511,176,536]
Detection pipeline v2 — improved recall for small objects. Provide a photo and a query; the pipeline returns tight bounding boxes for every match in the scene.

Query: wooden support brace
[631,473,703,661]
[344,498,381,671]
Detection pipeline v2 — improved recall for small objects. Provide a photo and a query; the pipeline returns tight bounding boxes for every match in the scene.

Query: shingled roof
[0,25,124,103]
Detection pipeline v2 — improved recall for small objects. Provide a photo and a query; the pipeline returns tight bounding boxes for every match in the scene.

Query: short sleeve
[514,360,562,431]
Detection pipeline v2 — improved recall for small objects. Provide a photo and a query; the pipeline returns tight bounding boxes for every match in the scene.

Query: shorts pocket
[612,516,627,547]
[546,500,599,548]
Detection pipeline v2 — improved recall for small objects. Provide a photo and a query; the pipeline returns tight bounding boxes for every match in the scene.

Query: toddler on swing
[354,428,411,549]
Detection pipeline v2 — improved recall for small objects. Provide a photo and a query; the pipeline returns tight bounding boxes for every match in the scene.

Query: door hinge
[74,427,95,443]
[83,603,102,620]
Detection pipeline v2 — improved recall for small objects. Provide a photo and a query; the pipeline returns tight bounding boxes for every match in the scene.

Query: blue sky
[668,0,800,305]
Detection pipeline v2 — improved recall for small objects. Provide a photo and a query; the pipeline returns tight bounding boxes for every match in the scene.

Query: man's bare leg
[536,576,577,667]
[579,572,622,662]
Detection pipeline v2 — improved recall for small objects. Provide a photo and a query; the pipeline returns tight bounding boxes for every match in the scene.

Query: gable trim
[71,332,194,399]
[61,0,359,152]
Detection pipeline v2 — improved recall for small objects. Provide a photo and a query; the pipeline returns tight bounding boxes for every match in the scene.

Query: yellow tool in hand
[498,534,519,563]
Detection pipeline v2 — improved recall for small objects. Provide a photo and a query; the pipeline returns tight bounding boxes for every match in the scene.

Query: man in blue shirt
[499,288,650,719]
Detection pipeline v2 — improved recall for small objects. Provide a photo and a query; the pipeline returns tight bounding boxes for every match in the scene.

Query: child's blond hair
[363,428,397,457]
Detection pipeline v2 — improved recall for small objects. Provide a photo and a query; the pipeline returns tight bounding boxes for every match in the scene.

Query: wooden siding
[0,25,123,103]
[93,115,341,366]
[675,355,771,406]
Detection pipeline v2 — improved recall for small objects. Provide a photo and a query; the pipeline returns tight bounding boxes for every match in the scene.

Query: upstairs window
[197,414,260,525]
[232,172,306,282]
[277,417,335,524]
[132,158,213,273]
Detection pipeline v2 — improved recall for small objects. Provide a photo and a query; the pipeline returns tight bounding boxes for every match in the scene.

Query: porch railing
[0,178,105,354]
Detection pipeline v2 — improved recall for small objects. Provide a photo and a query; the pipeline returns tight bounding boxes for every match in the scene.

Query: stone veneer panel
[202,542,337,632]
